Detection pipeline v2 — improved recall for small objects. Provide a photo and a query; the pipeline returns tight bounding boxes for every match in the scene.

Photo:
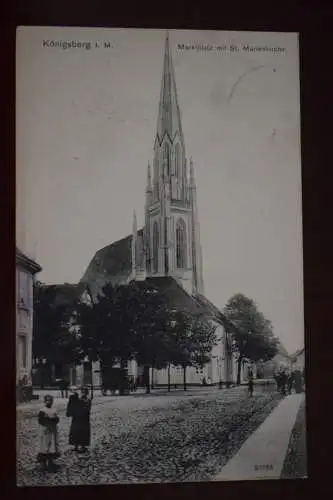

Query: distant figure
[287,370,294,395]
[37,395,60,471]
[66,386,92,452]
[59,378,69,398]
[248,369,254,397]
[129,376,137,392]
[279,369,287,396]
[202,377,207,386]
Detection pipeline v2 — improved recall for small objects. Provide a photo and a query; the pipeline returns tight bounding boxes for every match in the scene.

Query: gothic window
[154,156,159,198]
[18,334,27,369]
[176,218,187,269]
[153,221,159,273]
[175,143,181,178]
[164,143,170,176]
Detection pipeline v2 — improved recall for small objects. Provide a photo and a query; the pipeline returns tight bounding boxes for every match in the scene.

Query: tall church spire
[156,32,184,145]
[132,210,138,275]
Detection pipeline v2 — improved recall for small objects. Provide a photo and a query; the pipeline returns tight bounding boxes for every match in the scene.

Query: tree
[223,293,278,384]
[168,311,218,390]
[74,281,172,394]
[74,281,218,394]
[33,282,81,385]
[130,284,172,393]
[74,282,134,395]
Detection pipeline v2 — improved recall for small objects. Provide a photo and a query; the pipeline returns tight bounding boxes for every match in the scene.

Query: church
[74,33,240,388]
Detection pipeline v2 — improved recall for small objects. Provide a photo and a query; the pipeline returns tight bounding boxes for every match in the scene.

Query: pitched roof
[40,283,85,308]
[290,347,305,359]
[81,229,143,286]
[193,293,239,333]
[134,278,239,334]
[16,247,42,274]
[134,277,203,316]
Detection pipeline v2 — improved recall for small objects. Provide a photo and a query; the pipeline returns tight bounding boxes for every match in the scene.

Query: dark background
[3,1,333,499]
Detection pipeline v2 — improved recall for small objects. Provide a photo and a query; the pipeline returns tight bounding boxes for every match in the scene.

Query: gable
[81,229,144,287]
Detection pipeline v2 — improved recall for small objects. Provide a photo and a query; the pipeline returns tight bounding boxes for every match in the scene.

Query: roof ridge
[96,228,144,255]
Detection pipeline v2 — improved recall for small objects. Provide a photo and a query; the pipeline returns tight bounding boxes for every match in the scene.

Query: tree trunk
[143,365,150,394]
[183,365,187,391]
[90,361,94,399]
[167,363,171,392]
[151,363,154,389]
[237,357,242,385]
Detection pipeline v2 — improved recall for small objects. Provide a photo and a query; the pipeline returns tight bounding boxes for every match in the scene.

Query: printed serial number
[254,464,274,471]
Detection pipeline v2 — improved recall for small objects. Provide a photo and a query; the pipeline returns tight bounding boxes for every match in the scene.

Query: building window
[26,273,33,308]
[176,218,187,268]
[19,270,26,305]
[153,221,159,273]
[19,309,30,331]
[175,143,181,177]
[18,335,27,369]
[164,143,170,176]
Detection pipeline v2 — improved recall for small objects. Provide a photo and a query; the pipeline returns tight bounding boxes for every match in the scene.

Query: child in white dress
[37,394,60,471]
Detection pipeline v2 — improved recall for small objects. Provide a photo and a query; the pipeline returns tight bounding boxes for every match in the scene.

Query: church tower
[143,33,204,295]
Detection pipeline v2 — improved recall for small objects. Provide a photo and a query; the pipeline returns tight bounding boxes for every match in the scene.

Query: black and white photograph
[16,26,306,486]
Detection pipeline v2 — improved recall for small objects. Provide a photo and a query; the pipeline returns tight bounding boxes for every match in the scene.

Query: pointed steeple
[146,162,152,193]
[132,210,138,274]
[156,32,184,145]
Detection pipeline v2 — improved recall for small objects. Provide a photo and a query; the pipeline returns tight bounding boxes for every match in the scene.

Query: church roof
[193,293,239,333]
[81,229,144,286]
[156,33,184,146]
[134,277,203,316]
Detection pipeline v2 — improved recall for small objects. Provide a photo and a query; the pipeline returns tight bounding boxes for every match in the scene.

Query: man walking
[248,368,254,397]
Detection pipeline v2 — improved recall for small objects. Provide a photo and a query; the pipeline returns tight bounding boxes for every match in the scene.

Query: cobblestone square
[17,387,282,486]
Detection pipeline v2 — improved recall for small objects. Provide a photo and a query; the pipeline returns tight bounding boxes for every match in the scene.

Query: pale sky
[16,27,303,354]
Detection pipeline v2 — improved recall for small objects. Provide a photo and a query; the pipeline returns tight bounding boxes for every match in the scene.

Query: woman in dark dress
[66,386,92,452]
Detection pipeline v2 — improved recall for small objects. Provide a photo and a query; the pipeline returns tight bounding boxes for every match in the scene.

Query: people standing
[37,395,60,471]
[66,386,92,453]
[248,368,254,397]
[59,378,69,398]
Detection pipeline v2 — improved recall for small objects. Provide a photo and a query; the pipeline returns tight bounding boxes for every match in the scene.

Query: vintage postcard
[16,27,305,485]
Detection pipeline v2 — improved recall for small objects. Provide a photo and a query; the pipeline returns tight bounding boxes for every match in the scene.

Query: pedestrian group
[274,367,304,396]
[36,386,92,472]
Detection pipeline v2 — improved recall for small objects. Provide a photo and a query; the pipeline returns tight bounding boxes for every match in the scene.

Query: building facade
[16,248,42,400]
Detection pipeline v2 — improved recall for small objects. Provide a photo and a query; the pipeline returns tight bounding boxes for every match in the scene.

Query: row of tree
[33,280,279,392]
[33,281,218,392]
